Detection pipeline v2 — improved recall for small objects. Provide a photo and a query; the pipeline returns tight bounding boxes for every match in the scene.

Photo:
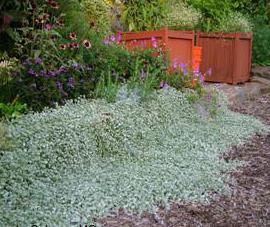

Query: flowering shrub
[218,11,252,32]
[0,89,268,226]
[161,62,208,99]
[164,0,202,30]
[14,58,95,110]
[121,0,167,31]
[0,0,167,111]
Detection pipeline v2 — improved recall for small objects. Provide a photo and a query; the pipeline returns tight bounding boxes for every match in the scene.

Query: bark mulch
[97,94,270,227]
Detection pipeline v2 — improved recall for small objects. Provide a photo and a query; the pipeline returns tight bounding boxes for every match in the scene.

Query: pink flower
[70,42,79,49]
[151,37,158,48]
[172,60,178,70]
[117,34,122,43]
[110,34,116,42]
[69,32,77,40]
[207,68,212,76]
[160,81,169,89]
[47,0,60,9]
[82,39,92,49]
[45,24,53,31]
[103,38,110,45]
[59,44,67,50]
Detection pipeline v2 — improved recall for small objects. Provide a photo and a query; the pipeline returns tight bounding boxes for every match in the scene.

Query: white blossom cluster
[0,88,268,226]
[165,1,202,30]
[219,11,253,32]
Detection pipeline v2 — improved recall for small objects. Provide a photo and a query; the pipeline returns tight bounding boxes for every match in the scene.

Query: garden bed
[0,89,268,226]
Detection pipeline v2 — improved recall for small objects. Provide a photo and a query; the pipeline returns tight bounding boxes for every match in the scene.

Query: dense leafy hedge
[0,88,268,226]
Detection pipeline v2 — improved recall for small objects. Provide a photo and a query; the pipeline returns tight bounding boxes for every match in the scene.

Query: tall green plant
[80,0,112,37]
[252,20,270,65]
[121,0,167,31]
[187,0,233,32]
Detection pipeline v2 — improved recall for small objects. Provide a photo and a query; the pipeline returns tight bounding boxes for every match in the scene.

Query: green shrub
[231,0,270,23]
[252,20,270,65]
[0,102,27,120]
[81,0,112,37]
[228,0,270,64]
[121,0,167,31]
[187,0,233,32]
[94,72,120,102]
[187,0,252,32]
[164,0,202,30]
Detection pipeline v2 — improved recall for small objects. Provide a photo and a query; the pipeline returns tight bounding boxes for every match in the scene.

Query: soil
[252,66,270,80]
[98,94,270,227]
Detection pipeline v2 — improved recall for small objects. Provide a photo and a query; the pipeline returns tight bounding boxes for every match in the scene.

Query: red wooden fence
[196,32,253,84]
[120,28,195,68]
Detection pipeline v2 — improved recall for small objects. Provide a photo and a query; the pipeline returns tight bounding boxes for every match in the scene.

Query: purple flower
[160,81,169,89]
[140,69,146,80]
[67,77,74,88]
[28,68,36,76]
[172,60,178,70]
[110,34,116,42]
[39,70,47,77]
[56,81,63,90]
[194,70,200,78]
[35,57,42,65]
[103,38,110,45]
[179,63,186,71]
[58,66,67,73]
[180,64,188,76]
[48,71,56,77]
[200,73,205,83]
[207,68,212,76]
[45,24,53,31]
[23,59,32,66]
[71,62,80,70]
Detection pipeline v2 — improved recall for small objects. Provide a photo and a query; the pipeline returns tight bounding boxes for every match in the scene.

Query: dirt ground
[98,94,270,227]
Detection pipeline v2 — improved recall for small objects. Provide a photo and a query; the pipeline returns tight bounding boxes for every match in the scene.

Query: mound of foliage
[0,122,10,150]
[186,0,252,32]
[164,0,202,30]
[0,88,268,226]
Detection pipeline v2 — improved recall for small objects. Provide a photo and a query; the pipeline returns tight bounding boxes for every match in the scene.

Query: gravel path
[98,94,270,227]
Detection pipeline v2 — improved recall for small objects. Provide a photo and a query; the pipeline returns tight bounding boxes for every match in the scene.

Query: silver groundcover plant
[0,88,268,226]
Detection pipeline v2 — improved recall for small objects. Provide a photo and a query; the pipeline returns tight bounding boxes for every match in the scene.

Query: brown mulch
[98,94,270,227]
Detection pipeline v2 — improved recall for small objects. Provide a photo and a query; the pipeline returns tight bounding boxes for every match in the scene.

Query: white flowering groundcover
[0,88,268,226]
